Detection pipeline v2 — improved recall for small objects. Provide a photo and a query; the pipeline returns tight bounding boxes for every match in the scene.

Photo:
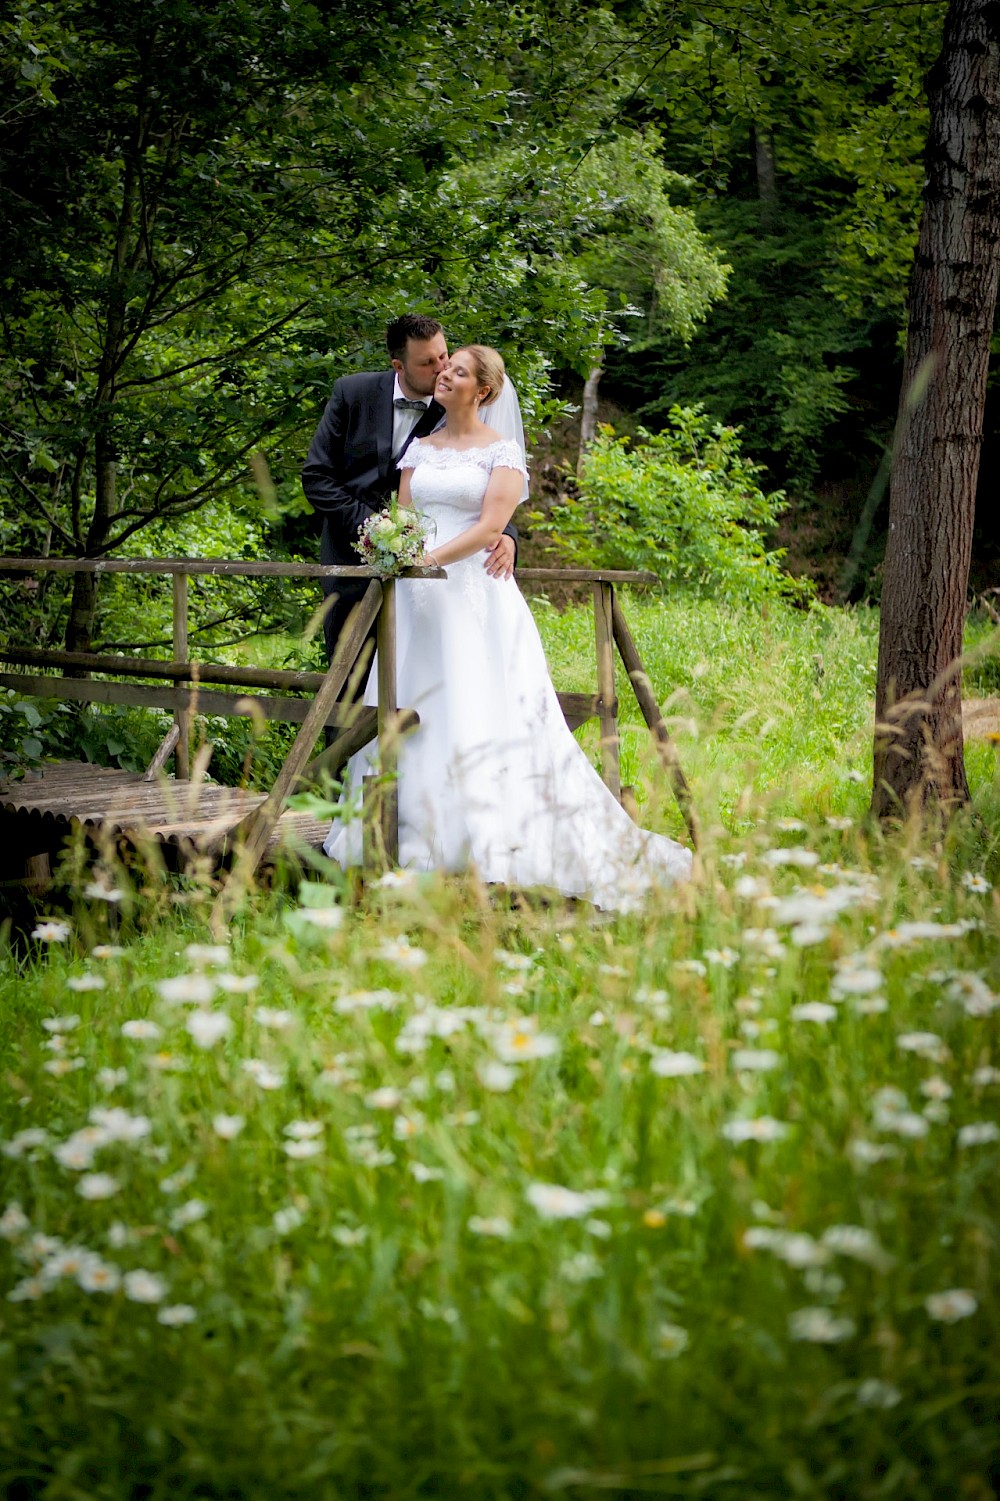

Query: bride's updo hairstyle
[456,345,505,407]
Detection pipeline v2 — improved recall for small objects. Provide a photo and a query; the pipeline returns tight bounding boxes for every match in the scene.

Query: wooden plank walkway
[1,763,328,863]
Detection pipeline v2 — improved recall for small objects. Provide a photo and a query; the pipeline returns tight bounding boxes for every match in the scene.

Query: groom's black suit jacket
[301,369,517,660]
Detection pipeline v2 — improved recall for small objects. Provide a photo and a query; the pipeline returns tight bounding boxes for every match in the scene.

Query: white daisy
[42,1014,81,1033]
[242,1059,285,1090]
[789,1307,855,1343]
[76,1173,120,1200]
[375,936,427,969]
[123,1269,167,1304]
[467,1215,512,1238]
[32,920,71,942]
[184,1010,232,1049]
[650,1050,705,1078]
[925,1288,977,1322]
[731,1048,781,1072]
[791,1002,837,1024]
[957,1121,1000,1148]
[183,943,231,966]
[364,1086,403,1111]
[216,973,259,993]
[491,1019,559,1063]
[721,1116,789,1144]
[121,1018,162,1041]
[157,1303,197,1326]
[168,1199,208,1230]
[254,1006,293,1029]
[0,1202,30,1241]
[525,1183,610,1220]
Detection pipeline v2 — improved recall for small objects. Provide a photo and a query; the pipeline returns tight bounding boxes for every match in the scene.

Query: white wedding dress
[323,438,693,909]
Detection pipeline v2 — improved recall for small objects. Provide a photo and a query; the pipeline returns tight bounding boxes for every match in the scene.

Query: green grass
[1,594,999,1499]
[534,591,999,834]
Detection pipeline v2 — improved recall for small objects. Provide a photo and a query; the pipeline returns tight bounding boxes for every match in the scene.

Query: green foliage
[963,613,1000,698]
[535,407,811,603]
[0,690,299,789]
[546,128,730,344]
[604,188,892,494]
[0,694,164,777]
[643,0,943,322]
[0,0,736,657]
[600,0,946,492]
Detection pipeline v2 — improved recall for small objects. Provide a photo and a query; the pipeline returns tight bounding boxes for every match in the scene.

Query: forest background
[1,0,982,680]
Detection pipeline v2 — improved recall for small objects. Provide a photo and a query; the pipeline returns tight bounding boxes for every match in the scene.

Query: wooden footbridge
[0,557,695,891]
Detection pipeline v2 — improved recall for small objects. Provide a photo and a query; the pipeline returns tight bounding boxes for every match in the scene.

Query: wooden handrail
[515,568,657,584]
[0,557,656,585]
[0,557,445,579]
[1,646,327,693]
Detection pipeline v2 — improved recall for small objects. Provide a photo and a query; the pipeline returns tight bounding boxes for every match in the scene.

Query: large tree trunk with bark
[873,0,1000,820]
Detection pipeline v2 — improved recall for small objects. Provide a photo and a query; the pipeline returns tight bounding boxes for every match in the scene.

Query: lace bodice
[400,439,527,542]
[400,438,526,477]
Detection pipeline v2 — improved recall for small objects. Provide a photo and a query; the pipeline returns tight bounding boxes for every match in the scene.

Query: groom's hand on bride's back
[484,534,515,580]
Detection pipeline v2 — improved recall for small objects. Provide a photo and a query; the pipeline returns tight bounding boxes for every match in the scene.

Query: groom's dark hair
[386,314,444,360]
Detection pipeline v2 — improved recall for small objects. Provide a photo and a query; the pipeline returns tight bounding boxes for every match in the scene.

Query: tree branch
[0,452,77,549]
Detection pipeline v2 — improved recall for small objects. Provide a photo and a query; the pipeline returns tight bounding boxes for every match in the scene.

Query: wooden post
[219,580,383,900]
[296,706,419,793]
[611,595,698,847]
[593,580,621,801]
[374,576,399,866]
[144,722,180,780]
[172,572,190,779]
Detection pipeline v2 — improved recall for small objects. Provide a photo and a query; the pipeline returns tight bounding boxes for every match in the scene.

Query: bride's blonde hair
[455,345,505,407]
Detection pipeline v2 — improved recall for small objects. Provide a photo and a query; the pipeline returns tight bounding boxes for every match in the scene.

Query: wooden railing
[0,558,696,871]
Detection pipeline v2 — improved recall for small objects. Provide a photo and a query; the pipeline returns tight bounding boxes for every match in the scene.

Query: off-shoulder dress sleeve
[397,439,423,471]
[489,439,528,478]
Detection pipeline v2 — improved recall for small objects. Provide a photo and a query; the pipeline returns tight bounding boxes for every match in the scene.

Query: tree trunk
[64,451,115,658]
[753,123,777,232]
[64,146,138,658]
[872,0,1000,820]
[577,362,603,477]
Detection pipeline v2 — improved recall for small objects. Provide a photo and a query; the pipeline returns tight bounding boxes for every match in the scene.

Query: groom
[301,313,517,663]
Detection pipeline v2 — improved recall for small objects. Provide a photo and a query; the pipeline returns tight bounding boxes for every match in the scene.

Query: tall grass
[1,594,998,1499]
[534,591,998,832]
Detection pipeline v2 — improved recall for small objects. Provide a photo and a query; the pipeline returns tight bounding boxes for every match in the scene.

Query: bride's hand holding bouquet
[354,503,430,577]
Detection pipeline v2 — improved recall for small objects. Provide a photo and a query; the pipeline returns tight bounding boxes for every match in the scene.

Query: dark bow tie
[394,397,428,412]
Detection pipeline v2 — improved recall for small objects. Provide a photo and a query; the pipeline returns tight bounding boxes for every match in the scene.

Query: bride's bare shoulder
[476,425,505,446]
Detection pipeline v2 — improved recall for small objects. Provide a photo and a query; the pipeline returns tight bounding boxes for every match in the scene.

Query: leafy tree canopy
[0,0,729,651]
[600,0,947,490]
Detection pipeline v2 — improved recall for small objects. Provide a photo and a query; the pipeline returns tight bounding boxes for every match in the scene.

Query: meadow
[1,594,998,1499]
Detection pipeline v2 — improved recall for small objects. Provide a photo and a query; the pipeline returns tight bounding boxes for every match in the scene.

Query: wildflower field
[1,597,999,1499]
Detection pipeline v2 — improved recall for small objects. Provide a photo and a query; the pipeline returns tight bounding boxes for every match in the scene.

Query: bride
[323,344,693,910]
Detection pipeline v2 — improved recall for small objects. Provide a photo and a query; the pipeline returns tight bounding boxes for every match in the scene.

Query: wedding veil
[480,376,530,503]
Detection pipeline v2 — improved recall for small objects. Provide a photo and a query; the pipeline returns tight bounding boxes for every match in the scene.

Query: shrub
[535,406,813,604]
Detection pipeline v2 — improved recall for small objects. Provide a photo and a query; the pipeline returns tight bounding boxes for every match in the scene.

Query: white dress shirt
[391,374,432,461]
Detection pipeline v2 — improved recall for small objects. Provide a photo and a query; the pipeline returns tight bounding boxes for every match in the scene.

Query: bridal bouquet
[355,504,429,576]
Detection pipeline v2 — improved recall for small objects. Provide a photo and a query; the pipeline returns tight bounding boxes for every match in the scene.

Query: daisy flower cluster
[4,825,997,1492]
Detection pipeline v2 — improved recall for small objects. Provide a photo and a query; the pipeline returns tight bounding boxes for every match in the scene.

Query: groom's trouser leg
[322,580,378,747]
